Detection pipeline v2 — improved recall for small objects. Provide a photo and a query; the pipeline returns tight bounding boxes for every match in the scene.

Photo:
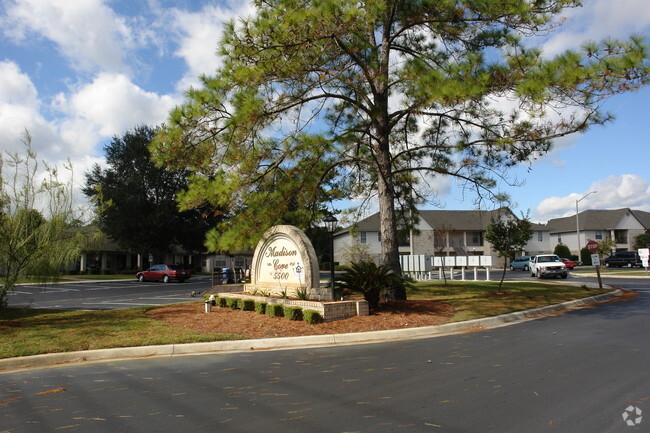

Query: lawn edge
[0,288,624,374]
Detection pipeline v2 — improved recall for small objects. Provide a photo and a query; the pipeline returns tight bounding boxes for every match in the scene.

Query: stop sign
[586,240,599,253]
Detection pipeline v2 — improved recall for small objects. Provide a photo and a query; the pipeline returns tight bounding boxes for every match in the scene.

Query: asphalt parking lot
[6,275,215,310]
[6,267,604,311]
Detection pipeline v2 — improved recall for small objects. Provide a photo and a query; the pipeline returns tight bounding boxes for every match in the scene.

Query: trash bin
[222,267,234,284]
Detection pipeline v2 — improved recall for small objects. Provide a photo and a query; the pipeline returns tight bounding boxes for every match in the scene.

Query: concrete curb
[0,289,624,374]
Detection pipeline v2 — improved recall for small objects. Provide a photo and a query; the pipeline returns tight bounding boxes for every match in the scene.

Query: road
[6,275,215,310]
[1,276,648,432]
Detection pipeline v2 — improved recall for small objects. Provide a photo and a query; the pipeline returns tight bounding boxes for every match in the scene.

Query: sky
[0,0,648,224]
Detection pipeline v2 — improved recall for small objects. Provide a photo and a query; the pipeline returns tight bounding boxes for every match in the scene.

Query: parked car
[510,256,533,271]
[530,254,567,279]
[137,264,191,283]
[604,251,643,268]
[560,258,576,270]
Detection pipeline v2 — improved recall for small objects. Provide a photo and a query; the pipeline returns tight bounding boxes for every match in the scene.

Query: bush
[266,304,284,318]
[303,309,323,324]
[241,299,255,311]
[226,298,239,309]
[580,247,592,266]
[553,243,572,259]
[254,301,267,314]
[294,287,309,300]
[335,261,414,309]
[217,297,228,308]
[119,269,138,275]
[283,305,303,321]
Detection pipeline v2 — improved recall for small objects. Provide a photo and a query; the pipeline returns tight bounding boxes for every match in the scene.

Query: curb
[0,289,624,374]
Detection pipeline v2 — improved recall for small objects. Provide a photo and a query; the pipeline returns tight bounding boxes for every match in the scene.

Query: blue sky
[0,0,648,224]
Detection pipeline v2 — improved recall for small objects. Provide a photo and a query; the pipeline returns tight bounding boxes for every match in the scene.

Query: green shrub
[265,304,284,318]
[254,301,267,314]
[553,243,572,259]
[294,287,309,300]
[226,298,239,309]
[283,306,303,321]
[241,299,255,311]
[303,309,322,324]
[335,261,414,309]
[217,297,228,308]
[119,269,138,275]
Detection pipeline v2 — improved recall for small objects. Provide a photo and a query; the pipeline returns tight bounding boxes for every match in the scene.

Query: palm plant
[335,261,413,310]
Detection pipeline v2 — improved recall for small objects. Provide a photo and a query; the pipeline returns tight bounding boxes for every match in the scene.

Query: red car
[137,264,191,283]
[560,258,576,270]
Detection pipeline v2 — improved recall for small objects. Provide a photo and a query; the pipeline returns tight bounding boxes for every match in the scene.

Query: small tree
[485,212,533,292]
[430,223,455,285]
[553,243,572,259]
[340,241,373,266]
[0,131,85,310]
[598,238,616,256]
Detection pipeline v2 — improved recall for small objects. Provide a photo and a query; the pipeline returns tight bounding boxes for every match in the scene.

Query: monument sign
[247,225,329,299]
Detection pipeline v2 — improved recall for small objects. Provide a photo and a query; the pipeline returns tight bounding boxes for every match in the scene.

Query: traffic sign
[591,254,600,266]
[639,248,649,260]
[640,248,649,268]
[586,241,599,253]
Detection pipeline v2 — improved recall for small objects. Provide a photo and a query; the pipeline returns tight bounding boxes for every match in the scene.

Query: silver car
[510,255,532,271]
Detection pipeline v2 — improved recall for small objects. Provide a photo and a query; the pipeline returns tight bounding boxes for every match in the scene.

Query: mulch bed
[146,300,455,340]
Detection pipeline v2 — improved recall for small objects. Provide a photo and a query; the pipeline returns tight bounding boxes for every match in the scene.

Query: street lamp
[323,213,338,300]
[576,190,597,258]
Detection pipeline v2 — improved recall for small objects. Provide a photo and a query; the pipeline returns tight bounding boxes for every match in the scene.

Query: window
[235,257,246,267]
[595,232,602,240]
[471,232,484,246]
[360,232,367,244]
[214,256,227,267]
[614,230,628,244]
[558,234,562,243]
[538,231,543,242]
[377,231,381,242]
[398,231,410,247]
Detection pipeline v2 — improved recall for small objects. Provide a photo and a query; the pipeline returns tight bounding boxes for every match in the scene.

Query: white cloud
[56,73,177,146]
[535,174,650,221]
[0,60,62,156]
[2,0,136,74]
[542,0,650,56]
[169,2,255,91]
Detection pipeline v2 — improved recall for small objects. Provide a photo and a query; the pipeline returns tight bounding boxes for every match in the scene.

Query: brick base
[217,293,369,322]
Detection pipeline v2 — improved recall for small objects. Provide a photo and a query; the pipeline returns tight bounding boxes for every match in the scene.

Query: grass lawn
[0,281,612,360]
[0,307,245,359]
[573,268,649,277]
[409,280,610,323]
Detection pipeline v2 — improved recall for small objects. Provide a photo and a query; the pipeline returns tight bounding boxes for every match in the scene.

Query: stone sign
[247,225,328,299]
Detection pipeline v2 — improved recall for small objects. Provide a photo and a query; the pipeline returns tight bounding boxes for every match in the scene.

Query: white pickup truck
[530,254,568,279]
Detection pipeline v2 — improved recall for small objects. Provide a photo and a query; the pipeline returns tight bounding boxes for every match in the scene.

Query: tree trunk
[499,257,507,293]
[375,16,405,301]
[375,141,406,301]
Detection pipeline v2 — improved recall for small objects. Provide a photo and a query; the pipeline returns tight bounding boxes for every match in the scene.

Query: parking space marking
[83,302,171,306]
